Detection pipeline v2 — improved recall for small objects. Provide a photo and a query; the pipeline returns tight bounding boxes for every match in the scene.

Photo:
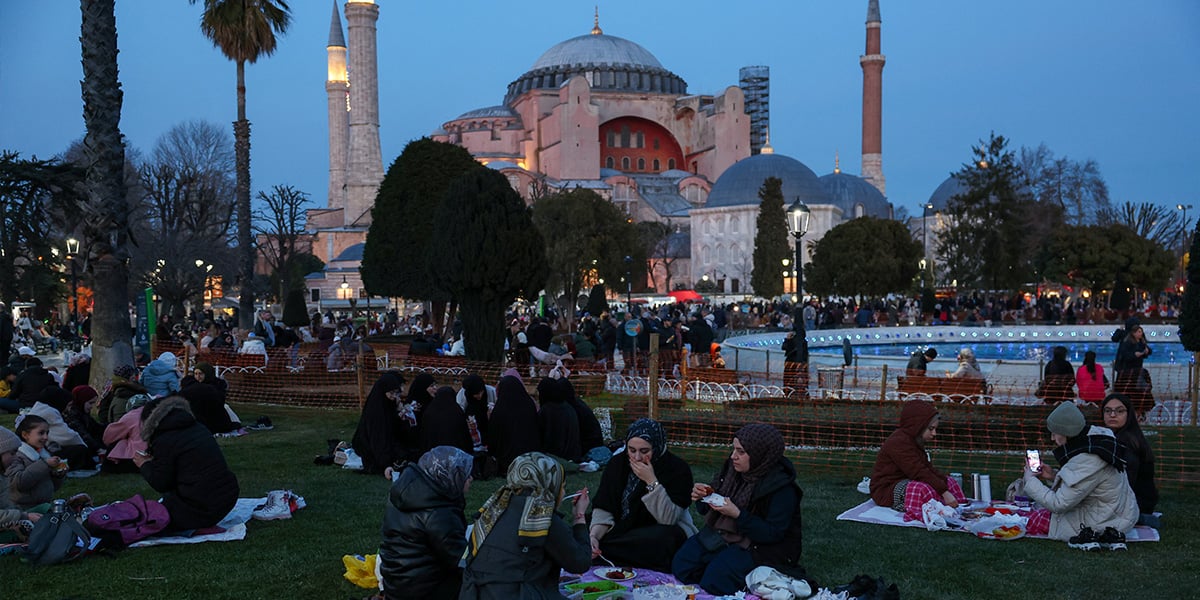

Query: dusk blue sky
[2,1,1198,218]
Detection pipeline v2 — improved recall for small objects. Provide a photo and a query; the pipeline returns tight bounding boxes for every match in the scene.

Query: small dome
[819,172,891,219]
[705,154,832,209]
[927,175,967,212]
[333,243,365,262]
[531,34,663,71]
[454,105,518,120]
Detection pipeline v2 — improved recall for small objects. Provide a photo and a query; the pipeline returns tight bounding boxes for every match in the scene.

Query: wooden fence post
[879,363,889,402]
[648,333,659,421]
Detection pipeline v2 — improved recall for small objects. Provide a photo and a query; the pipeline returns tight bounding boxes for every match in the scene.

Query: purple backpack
[85,494,170,546]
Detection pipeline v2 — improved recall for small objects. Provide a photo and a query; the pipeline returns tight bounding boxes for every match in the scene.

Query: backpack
[22,509,92,566]
[85,494,170,548]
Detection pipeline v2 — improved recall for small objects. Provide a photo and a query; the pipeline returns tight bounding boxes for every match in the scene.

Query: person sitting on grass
[869,400,967,518]
[536,376,581,465]
[134,396,239,532]
[1101,393,1159,528]
[26,386,94,470]
[485,372,540,473]
[1020,401,1138,549]
[6,415,67,510]
[672,423,805,596]
[97,364,147,425]
[378,446,473,600]
[590,418,695,573]
[0,426,43,542]
[141,352,181,398]
[418,386,473,456]
[459,452,592,599]
[352,373,417,475]
[100,393,151,474]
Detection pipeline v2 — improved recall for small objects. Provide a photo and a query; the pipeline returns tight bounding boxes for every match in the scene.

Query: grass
[2,404,1197,600]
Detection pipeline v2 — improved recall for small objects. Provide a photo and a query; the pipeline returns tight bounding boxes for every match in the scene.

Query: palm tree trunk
[80,0,133,387]
[234,59,254,328]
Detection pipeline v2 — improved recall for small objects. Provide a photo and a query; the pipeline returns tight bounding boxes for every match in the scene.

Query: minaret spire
[860,0,886,194]
[760,128,774,154]
[325,1,349,210]
[344,1,384,226]
[591,6,603,35]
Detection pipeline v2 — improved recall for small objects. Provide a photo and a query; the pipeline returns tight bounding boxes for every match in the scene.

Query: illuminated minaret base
[326,1,349,211]
[860,0,886,195]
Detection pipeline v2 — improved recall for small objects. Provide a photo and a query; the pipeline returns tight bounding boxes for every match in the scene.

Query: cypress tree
[751,177,790,297]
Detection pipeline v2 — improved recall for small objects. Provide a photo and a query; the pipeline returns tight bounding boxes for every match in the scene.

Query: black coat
[11,364,55,407]
[140,397,239,531]
[538,401,581,463]
[701,457,804,570]
[562,380,603,452]
[486,377,540,472]
[379,465,466,600]
[419,388,473,455]
[353,373,414,473]
[179,382,238,434]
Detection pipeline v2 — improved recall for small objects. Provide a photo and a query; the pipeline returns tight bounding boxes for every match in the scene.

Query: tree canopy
[0,151,83,309]
[751,177,790,297]
[428,169,547,362]
[804,217,921,297]
[1181,220,1200,351]
[361,138,482,301]
[1034,223,1173,298]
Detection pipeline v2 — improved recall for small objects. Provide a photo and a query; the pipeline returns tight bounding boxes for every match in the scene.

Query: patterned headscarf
[417,446,474,501]
[468,452,564,557]
[113,364,138,381]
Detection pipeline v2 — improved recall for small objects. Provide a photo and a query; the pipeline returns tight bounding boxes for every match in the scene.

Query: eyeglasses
[1103,407,1127,416]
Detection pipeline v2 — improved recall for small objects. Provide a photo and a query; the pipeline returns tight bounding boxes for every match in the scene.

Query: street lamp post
[785,198,811,397]
[1178,204,1193,292]
[786,198,811,311]
[65,238,80,323]
[624,255,633,314]
[921,203,934,286]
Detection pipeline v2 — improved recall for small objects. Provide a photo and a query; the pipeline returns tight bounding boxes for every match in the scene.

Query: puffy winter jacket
[378,465,466,600]
[140,397,239,530]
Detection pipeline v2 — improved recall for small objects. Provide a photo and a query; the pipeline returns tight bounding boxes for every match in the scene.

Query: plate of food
[595,567,637,582]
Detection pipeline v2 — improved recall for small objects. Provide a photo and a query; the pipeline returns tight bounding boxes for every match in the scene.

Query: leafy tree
[936,133,1043,290]
[362,138,482,332]
[0,152,83,309]
[190,0,293,328]
[1180,220,1200,351]
[694,278,718,294]
[531,188,643,327]
[428,169,547,362]
[1097,201,1184,249]
[586,284,608,317]
[253,184,311,301]
[1037,224,1172,306]
[1019,144,1110,225]
[79,0,134,389]
[804,217,921,297]
[750,177,790,297]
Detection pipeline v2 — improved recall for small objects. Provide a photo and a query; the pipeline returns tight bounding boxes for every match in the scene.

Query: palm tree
[189,0,292,328]
[79,0,135,388]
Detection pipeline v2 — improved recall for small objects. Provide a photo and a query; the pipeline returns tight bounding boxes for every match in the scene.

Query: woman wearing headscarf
[537,377,581,464]
[419,387,473,455]
[407,373,438,414]
[946,348,983,379]
[179,376,239,435]
[141,351,181,398]
[560,378,605,459]
[456,375,495,439]
[1020,401,1138,548]
[460,452,592,599]
[352,372,415,474]
[61,352,91,393]
[64,385,105,454]
[869,400,967,518]
[672,424,805,596]
[486,375,541,472]
[379,446,474,600]
[1039,346,1075,403]
[1101,393,1159,528]
[590,418,695,572]
[101,393,152,474]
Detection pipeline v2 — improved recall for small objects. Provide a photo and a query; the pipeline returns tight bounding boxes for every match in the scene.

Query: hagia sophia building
[303,0,899,309]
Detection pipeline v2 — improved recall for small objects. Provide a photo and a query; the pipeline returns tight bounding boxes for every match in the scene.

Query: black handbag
[22,509,92,566]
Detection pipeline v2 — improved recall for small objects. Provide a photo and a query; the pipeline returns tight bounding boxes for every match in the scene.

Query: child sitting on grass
[6,415,67,510]
[0,426,42,541]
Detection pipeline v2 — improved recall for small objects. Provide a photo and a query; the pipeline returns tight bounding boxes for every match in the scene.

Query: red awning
[669,290,704,303]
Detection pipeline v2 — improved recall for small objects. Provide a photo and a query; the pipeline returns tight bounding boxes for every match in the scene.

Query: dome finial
[591,6,603,35]
[834,150,840,174]
[761,128,774,154]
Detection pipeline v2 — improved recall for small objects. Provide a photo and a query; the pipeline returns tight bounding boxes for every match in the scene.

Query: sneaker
[1068,525,1101,551]
[287,491,307,513]
[857,477,871,494]
[67,493,94,513]
[1098,527,1127,551]
[252,490,293,521]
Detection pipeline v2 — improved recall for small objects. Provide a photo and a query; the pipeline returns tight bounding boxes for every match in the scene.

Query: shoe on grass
[252,490,292,521]
[1068,525,1100,551]
[1098,526,1127,551]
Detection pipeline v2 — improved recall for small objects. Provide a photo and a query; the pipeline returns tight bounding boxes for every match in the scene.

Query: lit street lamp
[786,198,811,335]
[1178,203,1193,292]
[624,255,633,314]
[65,238,80,322]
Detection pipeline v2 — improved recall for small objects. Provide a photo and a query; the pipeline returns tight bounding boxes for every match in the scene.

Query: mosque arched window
[620,125,631,148]
[854,203,865,218]
[717,219,725,235]
[702,246,711,264]
[730,216,740,234]
[636,132,644,148]
[717,245,727,264]
[622,157,630,170]
[606,156,614,169]
[653,138,660,150]
[607,131,616,148]
[638,158,646,171]
[653,159,660,172]
[731,244,741,264]
[668,158,676,170]
[703,219,712,235]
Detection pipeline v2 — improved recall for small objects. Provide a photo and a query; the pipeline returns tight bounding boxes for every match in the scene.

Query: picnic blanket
[128,497,263,548]
[836,499,1160,542]
[567,566,763,600]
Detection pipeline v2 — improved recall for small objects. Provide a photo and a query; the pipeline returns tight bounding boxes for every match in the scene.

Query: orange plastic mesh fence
[148,341,1198,488]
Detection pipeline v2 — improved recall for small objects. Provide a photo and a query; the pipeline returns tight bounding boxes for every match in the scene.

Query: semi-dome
[454,105,518,120]
[819,172,892,219]
[505,32,686,103]
[926,175,967,212]
[705,154,833,210]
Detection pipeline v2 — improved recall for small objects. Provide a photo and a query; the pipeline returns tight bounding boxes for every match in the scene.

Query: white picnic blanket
[128,497,264,548]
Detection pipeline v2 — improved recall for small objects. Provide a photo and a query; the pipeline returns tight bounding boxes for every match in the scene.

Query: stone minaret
[860,0,886,195]
[344,0,383,226]
[326,1,349,211]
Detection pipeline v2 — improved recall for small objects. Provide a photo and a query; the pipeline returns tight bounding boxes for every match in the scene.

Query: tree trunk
[461,298,505,363]
[80,0,133,388]
[234,59,254,329]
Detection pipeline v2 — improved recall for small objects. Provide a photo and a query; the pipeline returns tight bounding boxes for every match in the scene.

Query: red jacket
[870,400,947,507]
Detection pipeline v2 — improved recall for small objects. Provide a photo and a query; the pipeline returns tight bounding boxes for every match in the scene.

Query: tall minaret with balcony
[860,0,886,195]
[344,0,384,226]
[326,1,349,212]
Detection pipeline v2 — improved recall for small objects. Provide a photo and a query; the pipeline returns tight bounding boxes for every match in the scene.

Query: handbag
[695,526,727,552]
[22,509,92,566]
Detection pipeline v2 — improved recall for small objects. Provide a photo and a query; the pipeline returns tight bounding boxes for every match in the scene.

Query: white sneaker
[252,490,292,521]
[857,477,871,494]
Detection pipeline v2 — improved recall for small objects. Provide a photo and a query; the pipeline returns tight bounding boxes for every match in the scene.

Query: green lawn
[2,404,1195,600]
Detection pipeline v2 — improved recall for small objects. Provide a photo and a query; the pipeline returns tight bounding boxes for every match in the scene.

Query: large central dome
[530,34,664,71]
[505,31,687,103]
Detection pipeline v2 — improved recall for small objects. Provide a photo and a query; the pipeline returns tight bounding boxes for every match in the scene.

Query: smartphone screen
[1026,449,1041,472]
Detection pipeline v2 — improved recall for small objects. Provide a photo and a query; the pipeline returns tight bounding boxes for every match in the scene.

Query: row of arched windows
[606,156,675,172]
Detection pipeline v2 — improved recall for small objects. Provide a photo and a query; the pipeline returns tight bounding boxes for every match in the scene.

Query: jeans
[671,531,756,596]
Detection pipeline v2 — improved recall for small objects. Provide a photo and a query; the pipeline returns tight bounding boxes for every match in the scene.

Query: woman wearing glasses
[1102,393,1159,528]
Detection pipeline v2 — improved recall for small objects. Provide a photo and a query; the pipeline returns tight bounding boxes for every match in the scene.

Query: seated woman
[869,400,967,519]
[456,375,495,441]
[418,387,473,455]
[1040,346,1075,403]
[101,393,152,474]
[352,373,416,474]
[560,377,607,462]
[1101,393,1159,528]
[1021,401,1138,548]
[134,396,240,531]
[486,373,540,473]
[946,348,983,379]
[460,452,592,599]
[379,446,473,600]
[672,424,804,596]
[1075,351,1108,403]
[591,418,695,572]
[536,377,581,464]
[64,385,105,457]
